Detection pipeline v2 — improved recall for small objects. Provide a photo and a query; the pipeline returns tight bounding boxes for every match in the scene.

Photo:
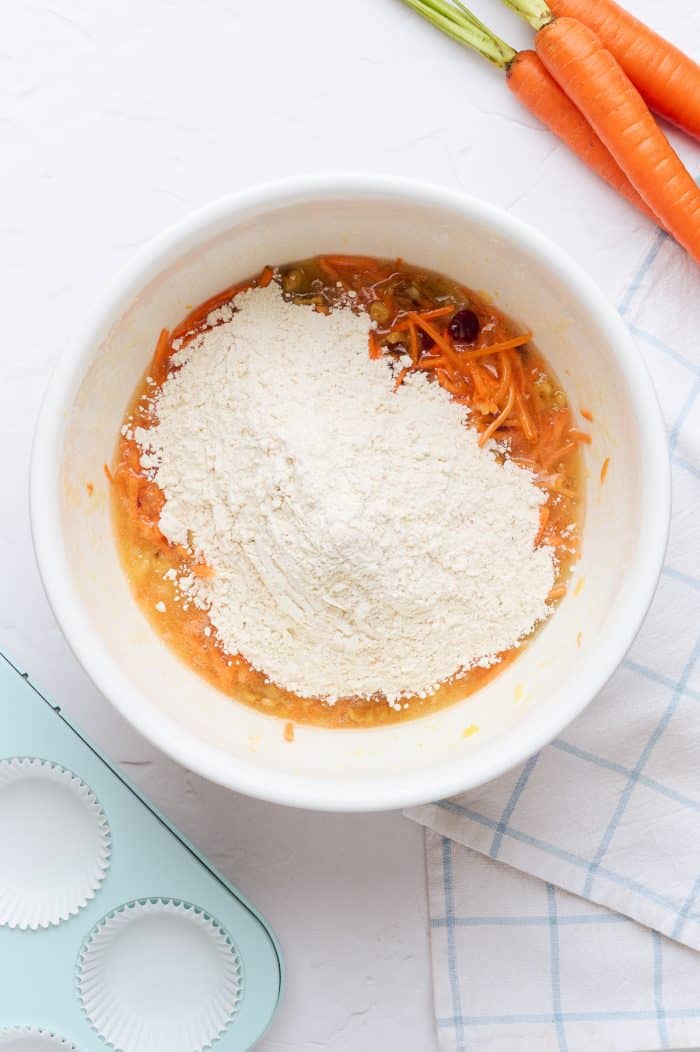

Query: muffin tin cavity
[0,655,280,1049]
[0,1029,78,1050]
[77,899,243,1052]
[0,758,111,930]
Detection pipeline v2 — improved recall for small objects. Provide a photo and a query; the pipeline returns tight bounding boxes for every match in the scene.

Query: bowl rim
[29,172,671,812]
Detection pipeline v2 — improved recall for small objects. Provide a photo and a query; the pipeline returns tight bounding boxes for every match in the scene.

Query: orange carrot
[400,0,656,222]
[547,0,700,140]
[600,456,611,483]
[535,18,700,261]
[507,50,656,220]
[580,407,594,421]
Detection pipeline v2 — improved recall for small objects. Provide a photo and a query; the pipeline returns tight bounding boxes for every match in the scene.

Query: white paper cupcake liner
[0,1028,78,1051]
[0,758,111,930]
[77,898,243,1052]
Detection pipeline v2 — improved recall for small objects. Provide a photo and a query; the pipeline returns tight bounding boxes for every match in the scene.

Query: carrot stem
[401,0,517,67]
[500,0,553,31]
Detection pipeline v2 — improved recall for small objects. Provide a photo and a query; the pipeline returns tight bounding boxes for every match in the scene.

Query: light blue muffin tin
[0,651,282,1051]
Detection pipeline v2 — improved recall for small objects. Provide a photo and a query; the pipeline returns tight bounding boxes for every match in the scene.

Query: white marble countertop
[2,2,698,1048]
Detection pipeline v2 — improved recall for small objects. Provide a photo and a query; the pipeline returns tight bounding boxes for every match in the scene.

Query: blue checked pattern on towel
[408,227,700,1052]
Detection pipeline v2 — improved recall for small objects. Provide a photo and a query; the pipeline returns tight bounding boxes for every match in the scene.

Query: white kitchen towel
[424,829,700,1052]
[408,225,700,1051]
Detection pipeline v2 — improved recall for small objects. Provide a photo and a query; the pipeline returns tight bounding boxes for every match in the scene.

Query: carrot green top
[500,0,555,31]
[401,0,517,68]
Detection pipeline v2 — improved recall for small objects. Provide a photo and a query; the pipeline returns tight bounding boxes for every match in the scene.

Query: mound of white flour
[136,284,554,703]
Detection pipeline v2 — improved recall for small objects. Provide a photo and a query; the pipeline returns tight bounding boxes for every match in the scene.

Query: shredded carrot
[580,408,594,422]
[494,352,513,404]
[547,584,568,601]
[393,306,454,330]
[322,255,380,268]
[513,386,538,443]
[457,332,533,358]
[534,505,550,546]
[394,365,411,391]
[479,385,516,447]
[439,372,468,397]
[86,481,94,496]
[192,562,215,579]
[569,429,592,444]
[318,258,341,282]
[415,356,447,371]
[543,441,577,469]
[408,313,464,374]
[171,279,253,339]
[412,305,455,321]
[368,331,382,360]
[408,322,420,365]
[104,463,114,483]
[470,360,492,403]
[149,327,169,367]
[600,456,611,484]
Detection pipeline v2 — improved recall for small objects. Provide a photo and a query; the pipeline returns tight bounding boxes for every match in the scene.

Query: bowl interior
[38,182,665,809]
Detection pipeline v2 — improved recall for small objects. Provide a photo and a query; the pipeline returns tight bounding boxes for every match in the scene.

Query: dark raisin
[448,308,480,344]
[420,330,435,352]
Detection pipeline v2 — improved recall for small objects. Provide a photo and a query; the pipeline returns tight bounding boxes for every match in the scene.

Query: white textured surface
[1,1,697,1048]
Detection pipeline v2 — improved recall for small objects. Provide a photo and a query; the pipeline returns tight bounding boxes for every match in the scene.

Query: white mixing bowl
[30,175,670,811]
